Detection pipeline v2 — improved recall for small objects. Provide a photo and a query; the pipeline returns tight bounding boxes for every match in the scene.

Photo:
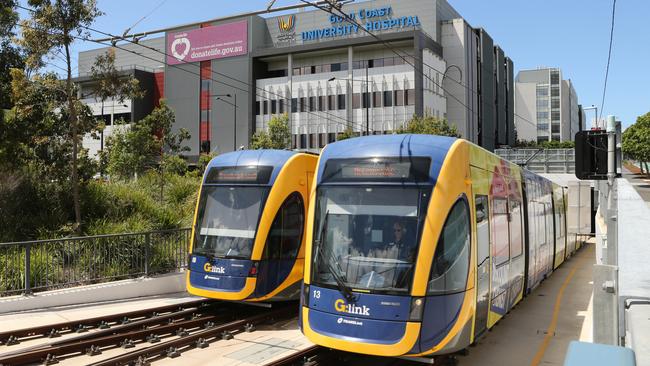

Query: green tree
[396,114,461,137]
[334,127,359,141]
[106,101,190,194]
[250,114,290,149]
[18,0,102,233]
[622,112,650,173]
[0,0,24,109]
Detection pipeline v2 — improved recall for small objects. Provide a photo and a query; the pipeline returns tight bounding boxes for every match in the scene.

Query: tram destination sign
[323,157,431,183]
[206,166,273,184]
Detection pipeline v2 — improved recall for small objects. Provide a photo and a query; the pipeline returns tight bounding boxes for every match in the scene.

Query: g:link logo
[334,299,370,316]
[203,263,225,274]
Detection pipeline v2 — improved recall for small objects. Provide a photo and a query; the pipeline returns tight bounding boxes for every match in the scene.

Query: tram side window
[491,197,510,266]
[428,199,470,294]
[262,193,305,260]
[509,199,523,258]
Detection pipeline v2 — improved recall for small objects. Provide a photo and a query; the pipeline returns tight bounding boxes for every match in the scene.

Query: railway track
[0,300,296,366]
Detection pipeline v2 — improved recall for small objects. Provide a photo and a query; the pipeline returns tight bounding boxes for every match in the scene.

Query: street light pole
[214,93,236,151]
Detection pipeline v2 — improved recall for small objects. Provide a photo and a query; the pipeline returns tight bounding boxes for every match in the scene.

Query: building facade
[515,68,581,143]
[76,0,516,159]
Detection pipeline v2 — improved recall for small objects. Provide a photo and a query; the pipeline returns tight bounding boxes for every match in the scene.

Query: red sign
[167,20,248,65]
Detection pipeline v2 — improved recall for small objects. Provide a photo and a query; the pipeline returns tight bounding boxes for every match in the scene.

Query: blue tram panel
[187,149,317,302]
[300,134,570,359]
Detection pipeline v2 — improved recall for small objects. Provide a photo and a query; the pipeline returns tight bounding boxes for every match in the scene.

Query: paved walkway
[459,243,594,366]
[623,163,650,207]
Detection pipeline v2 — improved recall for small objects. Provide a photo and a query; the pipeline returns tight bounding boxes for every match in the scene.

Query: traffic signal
[575,130,608,180]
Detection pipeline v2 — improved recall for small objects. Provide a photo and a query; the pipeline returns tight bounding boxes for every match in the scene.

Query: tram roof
[204,149,298,185]
[317,134,457,184]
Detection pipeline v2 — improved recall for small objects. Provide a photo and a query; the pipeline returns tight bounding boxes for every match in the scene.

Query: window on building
[114,113,132,123]
[292,67,301,76]
[551,98,560,108]
[352,93,360,109]
[279,99,285,114]
[537,123,549,132]
[338,94,346,110]
[291,98,298,113]
[551,86,560,97]
[292,135,297,149]
[263,100,268,114]
[536,98,548,109]
[321,64,331,73]
[372,58,384,68]
[394,90,404,106]
[255,101,261,116]
[551,134,560,141]
[550,71,560,85]
[314,65,322,74]
[318,96,325,111]
[384,57,394,67]
[551,111,560,121]
[201,140,210,153]
[536,85,549,97]
[537,136,549,143]
[309,96,317,112]
[340,62,348,71]
[328,95,336,111]
[552,123,560,133]
[328,132,336,143]
[300,134,307,149]
[331,63,342,72]
[299,97,307,112]
[271,100,277,114]
[393,57,406,66]
[373,91,382,108]
[383,90,393,107]
[406,89,415,106]
[537,111,549,120]
[302,66,311,75]
[201,80,211,91]
[362,92,370,108]
[310,133,317,148]
[319,133,326,148]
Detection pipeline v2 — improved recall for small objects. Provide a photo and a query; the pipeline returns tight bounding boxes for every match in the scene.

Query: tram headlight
[409,297,424,322]
[301,284,310,307]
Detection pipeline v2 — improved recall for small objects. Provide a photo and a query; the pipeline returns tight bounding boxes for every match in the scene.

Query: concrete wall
[495,46,506,146]
[164,61,200,156]
[515,82,537,142]
[0,273,186,314]
[506,57,515,145]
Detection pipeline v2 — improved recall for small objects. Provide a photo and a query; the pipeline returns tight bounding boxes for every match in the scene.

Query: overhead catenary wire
[598,0,617,122]
[14,7,366,134]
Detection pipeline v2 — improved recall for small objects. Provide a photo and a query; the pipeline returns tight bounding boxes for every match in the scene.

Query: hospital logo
[276,15,296,44]
[203,263,225,274]
[334,299,370,316]
[171,36,191,61]
[278,15,295,32]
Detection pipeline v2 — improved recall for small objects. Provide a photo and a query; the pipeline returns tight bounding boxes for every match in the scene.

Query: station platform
[458,242,594,366]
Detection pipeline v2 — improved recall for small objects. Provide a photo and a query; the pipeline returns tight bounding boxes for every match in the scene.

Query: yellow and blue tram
[300,134,571,357]
[187,150,317,302]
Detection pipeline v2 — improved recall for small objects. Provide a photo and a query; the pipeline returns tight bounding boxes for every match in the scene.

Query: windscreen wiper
[315,211,356,303]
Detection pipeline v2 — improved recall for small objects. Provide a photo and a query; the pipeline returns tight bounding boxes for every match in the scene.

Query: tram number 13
[313,290,321,299]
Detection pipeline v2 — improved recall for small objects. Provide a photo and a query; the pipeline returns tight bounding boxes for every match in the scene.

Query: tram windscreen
[193,186,268,259]
[312,186,430,294]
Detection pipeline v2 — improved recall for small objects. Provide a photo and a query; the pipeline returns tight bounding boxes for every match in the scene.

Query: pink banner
[167,20,248,65]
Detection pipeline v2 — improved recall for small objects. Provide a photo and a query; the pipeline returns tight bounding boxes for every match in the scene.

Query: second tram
[187,150,317,302]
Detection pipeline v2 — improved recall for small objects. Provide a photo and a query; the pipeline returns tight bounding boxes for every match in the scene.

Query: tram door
[471,165,491,339]
[473,194,491,338]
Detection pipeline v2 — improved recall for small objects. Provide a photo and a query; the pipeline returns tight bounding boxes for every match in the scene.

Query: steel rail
[0,302,225,358]
[0,310,232,365]
[0,299,213,346]
[86,304,296,366]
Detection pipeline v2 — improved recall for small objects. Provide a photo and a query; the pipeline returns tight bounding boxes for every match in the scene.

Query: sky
[20,0,648,128]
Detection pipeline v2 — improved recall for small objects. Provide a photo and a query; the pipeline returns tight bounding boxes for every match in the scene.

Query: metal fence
[495,148,575,173]
[0,228,191,297]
